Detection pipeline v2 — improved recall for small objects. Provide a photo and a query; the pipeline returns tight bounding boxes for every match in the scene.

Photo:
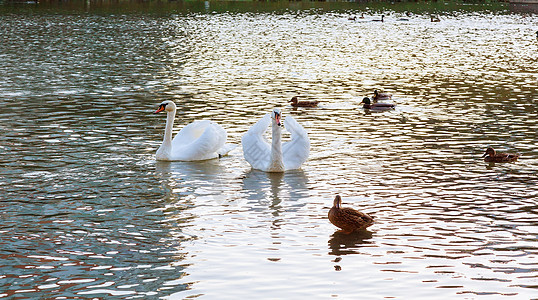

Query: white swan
[154,100,234,161]
[242,108,310,172]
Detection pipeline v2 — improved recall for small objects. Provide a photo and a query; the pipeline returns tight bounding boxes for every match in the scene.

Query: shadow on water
[328,230,374,256]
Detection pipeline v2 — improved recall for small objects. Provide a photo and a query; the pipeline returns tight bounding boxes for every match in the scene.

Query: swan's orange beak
[154,105,165,113]
[275,113,282,127]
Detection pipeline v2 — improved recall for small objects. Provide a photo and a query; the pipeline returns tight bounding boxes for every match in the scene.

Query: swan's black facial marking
[154,103,168,113]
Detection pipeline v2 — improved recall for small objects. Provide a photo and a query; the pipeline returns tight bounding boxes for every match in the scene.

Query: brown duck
[328,195,374,234]
[373,89,392,101]
[289,96,319,107]
[482,147,519,163]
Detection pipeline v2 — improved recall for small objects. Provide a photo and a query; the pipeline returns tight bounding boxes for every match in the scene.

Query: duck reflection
[328,230,374,256]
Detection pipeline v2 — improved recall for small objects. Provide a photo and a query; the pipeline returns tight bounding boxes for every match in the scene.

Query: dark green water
[1,1,537,299]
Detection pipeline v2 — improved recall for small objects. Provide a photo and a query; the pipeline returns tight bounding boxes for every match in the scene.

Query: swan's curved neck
[163,108,176,146]
[268,120,284,172]
[156,107,176,161]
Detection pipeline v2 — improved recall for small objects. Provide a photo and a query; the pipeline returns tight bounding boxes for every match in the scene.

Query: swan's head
[333,195,342,209]
[360,97,371,105]
[272,108,282,127]
[154,100,176,114]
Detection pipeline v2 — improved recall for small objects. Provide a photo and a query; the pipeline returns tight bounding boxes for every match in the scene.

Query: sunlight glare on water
[0,2,537,299]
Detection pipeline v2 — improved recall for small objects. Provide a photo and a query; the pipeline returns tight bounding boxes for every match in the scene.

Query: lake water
[0,1,537,298]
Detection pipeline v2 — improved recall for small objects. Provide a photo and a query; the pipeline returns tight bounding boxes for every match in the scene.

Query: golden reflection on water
[0,3,537,299]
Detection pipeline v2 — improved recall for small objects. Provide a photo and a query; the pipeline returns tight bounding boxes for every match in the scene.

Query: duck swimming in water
[373,89,392,101]
[328,195,374,234]
[482,147,519,163]
[360,97,395,110]
[372,15,385,22]
[289,96,319,108]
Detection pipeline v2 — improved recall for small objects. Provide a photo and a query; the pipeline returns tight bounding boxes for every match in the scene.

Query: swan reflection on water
[154,160,229,203]
[154,160,310,211]
[241,169,309,233]
[328,230,374,257]
[155,160,225,183]
[241,169,309,213]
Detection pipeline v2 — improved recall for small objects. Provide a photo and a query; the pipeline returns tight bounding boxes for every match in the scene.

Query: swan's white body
[242,109,310,172]
[155,100,234,161]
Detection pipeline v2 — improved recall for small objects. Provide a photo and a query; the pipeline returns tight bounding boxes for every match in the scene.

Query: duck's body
[482,147,519,163]
[398,12,411,21]
[289,96,319,108]
[372,15,385,22]
[328,195,374,234]
[154,100,234,161]
[373,89,392,101]
[360,97,395,110]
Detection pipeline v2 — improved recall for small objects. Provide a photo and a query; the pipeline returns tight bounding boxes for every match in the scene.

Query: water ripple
[1,3,537,299]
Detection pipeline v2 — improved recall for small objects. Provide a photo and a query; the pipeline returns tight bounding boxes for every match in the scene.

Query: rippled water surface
[1,2,537,298]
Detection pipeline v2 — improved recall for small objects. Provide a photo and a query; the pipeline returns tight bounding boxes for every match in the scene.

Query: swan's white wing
[217,143,237,157]
[282,115,310,170]
[171,120,226,161]
[241,113,271,171]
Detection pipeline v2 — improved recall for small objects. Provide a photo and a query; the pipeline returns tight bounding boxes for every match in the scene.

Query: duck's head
[373,90,380,96]
[360,97,372,105]
[155,100,176,113]
[333,195,342,209]
[289,96,299,104]
[272,108,282,127]
[482,147,495,157]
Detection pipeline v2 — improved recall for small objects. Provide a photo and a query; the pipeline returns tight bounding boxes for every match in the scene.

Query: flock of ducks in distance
[349,14,538,41]
[154,89,520,234]
[347,12,441,23]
